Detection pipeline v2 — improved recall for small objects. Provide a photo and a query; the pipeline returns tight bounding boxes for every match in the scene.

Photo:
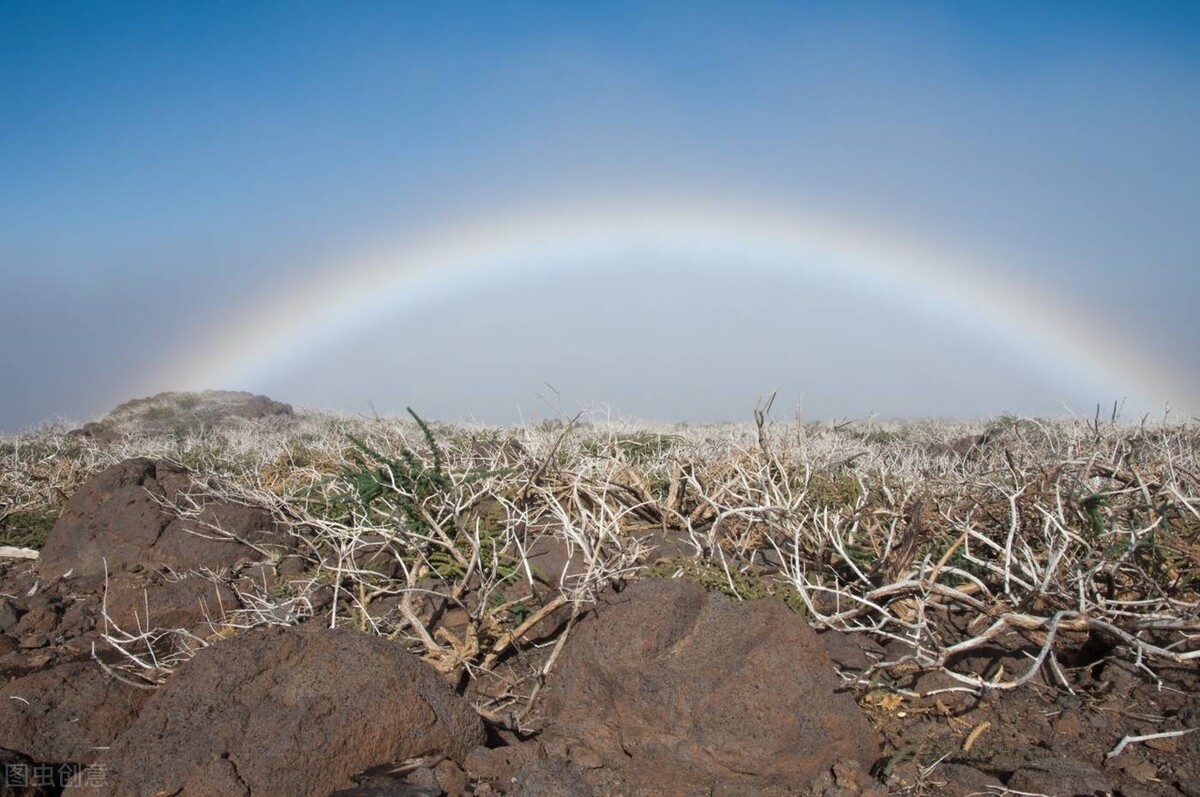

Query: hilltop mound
[75,390,294,440]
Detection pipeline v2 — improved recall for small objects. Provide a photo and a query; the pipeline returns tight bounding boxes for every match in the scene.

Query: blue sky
[2,2,1199,429]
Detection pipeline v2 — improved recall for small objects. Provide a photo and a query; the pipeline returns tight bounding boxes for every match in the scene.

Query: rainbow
[148,199,1196,414]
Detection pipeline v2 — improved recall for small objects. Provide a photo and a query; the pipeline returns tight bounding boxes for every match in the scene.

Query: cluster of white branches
[6,405,1198,709]
[746,414,1200,693]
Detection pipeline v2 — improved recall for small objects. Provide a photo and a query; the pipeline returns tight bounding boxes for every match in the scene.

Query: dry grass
[3,405,1198,717]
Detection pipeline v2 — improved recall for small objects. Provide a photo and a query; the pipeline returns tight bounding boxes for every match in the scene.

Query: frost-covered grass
[3,406,1198,713]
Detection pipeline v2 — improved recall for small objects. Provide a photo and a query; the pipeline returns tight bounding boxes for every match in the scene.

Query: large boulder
[0,661,149,764]
[100,623,487,797]
[38,458,288,579]
[539,578,881,796]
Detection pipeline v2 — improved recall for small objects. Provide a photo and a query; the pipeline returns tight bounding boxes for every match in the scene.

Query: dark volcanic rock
[0,661,149,765]
[102,571,237,635]
[539,578,881,796]
[1006,757,1111,796]
[75,389,294,440]
[510,757,594,797]
[38,458,288,578]
[9,593,61,642]
[37,458,185,577]
[0,598,22,633]
[326,785,440,797]
[464,742,540,785]
[100,623,486,797]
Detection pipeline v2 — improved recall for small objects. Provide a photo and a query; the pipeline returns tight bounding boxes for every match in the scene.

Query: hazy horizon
[11,389,1167,435]
[4,2,1199,432]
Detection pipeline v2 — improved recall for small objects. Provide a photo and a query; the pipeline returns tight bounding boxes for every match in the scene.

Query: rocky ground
[0,392,1196,796]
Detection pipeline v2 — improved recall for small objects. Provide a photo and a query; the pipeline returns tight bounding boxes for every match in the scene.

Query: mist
[3,2,1198,430]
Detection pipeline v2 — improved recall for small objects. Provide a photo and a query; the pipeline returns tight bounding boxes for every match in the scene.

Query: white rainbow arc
[149,200,1195,413]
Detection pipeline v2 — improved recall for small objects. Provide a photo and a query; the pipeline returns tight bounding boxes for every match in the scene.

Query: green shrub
[0,509,60,549]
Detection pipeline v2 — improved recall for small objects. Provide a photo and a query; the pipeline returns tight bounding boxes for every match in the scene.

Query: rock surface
[537,578,881,796]
[38,458,287,578]
[0,661,149,765]
[102,570,238,635]
[100,622,487,797]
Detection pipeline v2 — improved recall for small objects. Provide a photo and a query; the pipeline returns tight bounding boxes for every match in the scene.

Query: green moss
[581,432,682,464]
[0,509,60,549]
[805,471,865,509]
[645,557,807,615]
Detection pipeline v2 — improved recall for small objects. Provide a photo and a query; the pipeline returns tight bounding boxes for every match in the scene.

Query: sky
[2,1,1198,430]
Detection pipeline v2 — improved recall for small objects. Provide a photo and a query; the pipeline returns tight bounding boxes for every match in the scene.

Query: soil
[841,627,1200,796]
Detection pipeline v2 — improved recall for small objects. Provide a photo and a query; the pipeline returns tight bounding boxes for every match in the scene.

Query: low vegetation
[3,404,1198,721]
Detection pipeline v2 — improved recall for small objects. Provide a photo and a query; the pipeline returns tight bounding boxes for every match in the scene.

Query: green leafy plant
[0,509,60,549]
[1079,492,1108,539]
[339,408,452,532]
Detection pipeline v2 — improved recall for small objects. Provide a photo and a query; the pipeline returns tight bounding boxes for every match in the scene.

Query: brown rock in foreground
[38,458,288,578]
[100,623,486,797]
[0,661,149,765]
[538,578,881,796]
